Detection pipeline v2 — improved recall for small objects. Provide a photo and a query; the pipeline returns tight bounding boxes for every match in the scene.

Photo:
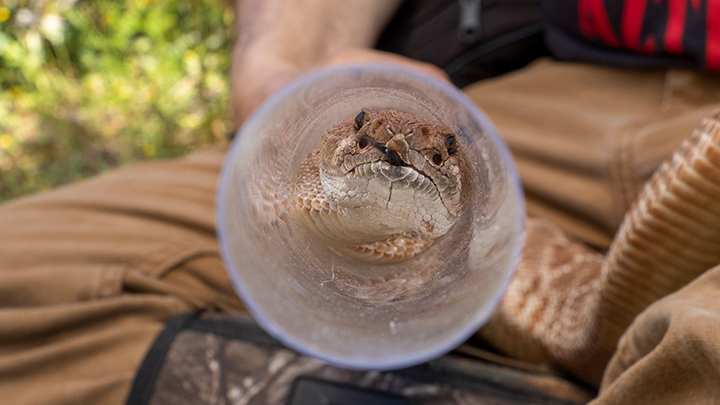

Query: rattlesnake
[281,107,720,386]
[294,107,470,262]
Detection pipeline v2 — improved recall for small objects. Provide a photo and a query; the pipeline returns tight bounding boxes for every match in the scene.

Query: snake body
[291,107,720,386]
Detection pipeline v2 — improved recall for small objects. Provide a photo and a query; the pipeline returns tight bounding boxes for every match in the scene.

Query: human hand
[232,47,449,129]
[321,48,450,83]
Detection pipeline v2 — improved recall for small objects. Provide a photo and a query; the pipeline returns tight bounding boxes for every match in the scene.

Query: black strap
[125,312,197,405]
[376,0,548,87]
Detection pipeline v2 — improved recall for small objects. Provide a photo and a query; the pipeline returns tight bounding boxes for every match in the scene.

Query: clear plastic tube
[217,64,525,370]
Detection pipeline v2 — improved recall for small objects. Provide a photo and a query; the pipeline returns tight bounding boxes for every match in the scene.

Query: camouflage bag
[126,312,593,405]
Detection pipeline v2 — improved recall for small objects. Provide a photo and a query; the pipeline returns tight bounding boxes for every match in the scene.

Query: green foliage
[0,0,235,201]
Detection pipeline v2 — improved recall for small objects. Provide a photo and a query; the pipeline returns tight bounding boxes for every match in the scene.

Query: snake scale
[259,107,720,386]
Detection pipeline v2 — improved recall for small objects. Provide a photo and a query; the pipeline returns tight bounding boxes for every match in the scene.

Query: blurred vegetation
[0,0,235,201]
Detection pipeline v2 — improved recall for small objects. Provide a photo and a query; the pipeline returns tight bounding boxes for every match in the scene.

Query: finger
[324,48,451,83]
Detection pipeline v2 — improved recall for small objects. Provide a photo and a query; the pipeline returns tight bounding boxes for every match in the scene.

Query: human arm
[231,0,448,128]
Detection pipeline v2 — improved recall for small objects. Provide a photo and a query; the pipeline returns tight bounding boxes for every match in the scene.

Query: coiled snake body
[291,107,720,386]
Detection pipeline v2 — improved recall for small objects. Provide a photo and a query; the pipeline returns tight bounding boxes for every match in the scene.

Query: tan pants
[2,59,720,404]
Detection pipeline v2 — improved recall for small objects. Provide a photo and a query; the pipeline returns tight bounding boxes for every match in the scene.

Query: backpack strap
[376,0,549,87]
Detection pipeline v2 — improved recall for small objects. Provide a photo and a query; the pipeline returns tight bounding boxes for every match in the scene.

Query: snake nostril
[432,153,443,165]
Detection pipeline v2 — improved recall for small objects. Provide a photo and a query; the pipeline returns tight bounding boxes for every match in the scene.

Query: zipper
[458,0,482,44]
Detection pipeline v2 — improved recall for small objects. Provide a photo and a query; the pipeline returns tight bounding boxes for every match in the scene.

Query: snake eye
[446,136,457,155]
[358,136,369,148]
[432,153,443,165]
[354,111,365,131]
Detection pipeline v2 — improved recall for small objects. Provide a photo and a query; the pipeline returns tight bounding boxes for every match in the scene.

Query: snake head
[318,108,471,240]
